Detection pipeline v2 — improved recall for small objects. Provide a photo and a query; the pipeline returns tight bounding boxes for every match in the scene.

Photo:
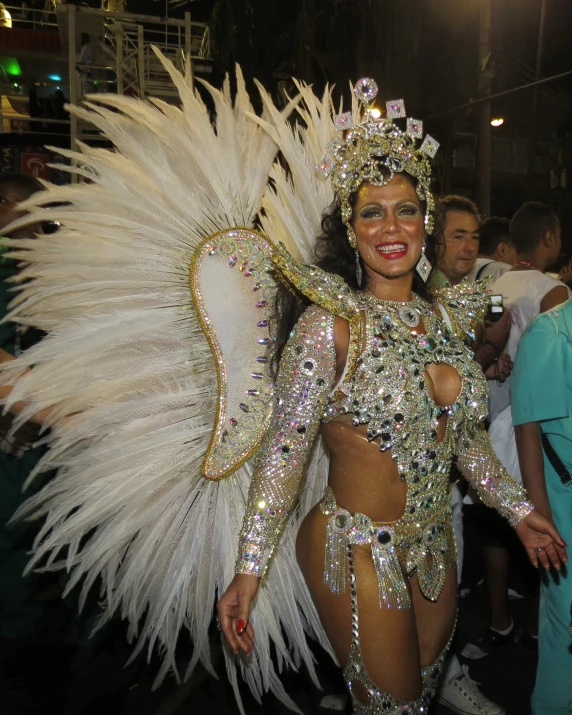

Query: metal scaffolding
[56,4,211,159]
[2,3,211,181]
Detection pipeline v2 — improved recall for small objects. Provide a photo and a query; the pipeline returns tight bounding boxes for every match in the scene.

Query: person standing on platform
[77,32,95,96]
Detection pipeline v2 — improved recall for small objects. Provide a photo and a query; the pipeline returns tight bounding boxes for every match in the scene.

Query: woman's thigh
[297,509,422,702]
[410,567,458,667]
[298,507,459,700]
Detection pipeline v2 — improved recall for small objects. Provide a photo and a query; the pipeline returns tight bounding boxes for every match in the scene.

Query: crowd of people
[424,195,572,714]
[0,70,571,715]
[1,197,569,715]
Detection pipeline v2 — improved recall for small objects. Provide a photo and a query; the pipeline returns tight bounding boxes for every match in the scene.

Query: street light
[491,117,504,127]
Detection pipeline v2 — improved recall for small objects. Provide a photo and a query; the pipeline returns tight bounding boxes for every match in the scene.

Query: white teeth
[377,243,407,254]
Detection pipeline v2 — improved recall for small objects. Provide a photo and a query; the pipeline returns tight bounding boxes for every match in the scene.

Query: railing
[452,142,552,175]
[3,4,58,31]
[0,113,70,137]
[3,3,212,62]
[102,10,211,96]
[104,20,140,94]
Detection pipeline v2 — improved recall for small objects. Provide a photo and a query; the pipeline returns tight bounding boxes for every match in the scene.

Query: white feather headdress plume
[253,80,336,262]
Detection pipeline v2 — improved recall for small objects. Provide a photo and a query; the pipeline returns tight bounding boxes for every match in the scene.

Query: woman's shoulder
[298,303,336,325]
[291,304,350,373]
[524,299,572,339]
[297,303,349,341]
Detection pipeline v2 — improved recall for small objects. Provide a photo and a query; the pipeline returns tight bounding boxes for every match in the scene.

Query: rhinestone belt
[319,486,454,607]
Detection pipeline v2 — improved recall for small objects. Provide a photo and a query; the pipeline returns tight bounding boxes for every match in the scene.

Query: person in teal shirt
[512,298,572,715]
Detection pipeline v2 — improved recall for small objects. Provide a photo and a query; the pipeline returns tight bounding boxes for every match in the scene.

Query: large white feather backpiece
[0,50,341,711]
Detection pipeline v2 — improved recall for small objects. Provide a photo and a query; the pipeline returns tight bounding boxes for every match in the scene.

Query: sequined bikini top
[324,292,489,481]
[269,243,492,477]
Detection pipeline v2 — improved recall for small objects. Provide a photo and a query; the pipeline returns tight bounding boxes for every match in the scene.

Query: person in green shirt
[512,299,572,715]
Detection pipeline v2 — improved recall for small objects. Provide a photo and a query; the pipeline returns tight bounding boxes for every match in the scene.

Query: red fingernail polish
[237,619,246,634]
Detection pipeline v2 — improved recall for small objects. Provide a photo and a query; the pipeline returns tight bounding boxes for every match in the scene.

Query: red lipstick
[376,241,408,260]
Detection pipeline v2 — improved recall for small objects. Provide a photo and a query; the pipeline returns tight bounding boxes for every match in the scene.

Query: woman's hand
[516,510,568,570]
[217,573,259,656]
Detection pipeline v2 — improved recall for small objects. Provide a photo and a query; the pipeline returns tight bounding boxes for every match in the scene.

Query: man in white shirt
[77,32,95,96]
[468,216,516,283]
[467,202,570,655]
[429,196,512,376]
[489,203,569,433]
[78,32,94,68]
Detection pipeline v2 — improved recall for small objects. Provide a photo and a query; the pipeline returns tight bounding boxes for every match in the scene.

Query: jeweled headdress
[316,78,439,235]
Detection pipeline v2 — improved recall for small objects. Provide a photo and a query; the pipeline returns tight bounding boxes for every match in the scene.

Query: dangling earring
[354,250,363,287]
[347,225,363,287]
[416,243,432,282]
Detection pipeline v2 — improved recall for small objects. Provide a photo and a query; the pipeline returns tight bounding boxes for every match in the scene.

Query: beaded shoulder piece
[270,243,368,380]
[432,278,492,341]
[270,241,361,321]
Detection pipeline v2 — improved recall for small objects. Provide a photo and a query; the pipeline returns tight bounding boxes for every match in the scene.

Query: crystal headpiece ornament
[316,78,440,234]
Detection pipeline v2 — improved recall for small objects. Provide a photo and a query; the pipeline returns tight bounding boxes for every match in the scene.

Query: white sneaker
[437,665,506,714]
[319,694,349,711]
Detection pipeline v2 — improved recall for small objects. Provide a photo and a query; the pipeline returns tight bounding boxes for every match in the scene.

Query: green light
[0,56,23,77]
[93,80,99,86]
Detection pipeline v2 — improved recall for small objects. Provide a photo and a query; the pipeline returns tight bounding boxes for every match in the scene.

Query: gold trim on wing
[190,228,277,481]
[191,230,367,480]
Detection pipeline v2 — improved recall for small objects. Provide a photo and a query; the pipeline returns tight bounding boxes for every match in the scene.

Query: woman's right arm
[218,304,338,654]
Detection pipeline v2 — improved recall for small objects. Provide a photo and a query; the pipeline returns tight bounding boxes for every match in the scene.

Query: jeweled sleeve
[235,304,337,577]
[455,424,534,528]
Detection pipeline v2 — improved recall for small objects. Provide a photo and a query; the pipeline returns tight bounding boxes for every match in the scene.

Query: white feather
[0,49,340,710]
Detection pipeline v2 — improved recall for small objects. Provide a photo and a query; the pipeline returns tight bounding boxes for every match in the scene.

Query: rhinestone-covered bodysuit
[235,279,532,715]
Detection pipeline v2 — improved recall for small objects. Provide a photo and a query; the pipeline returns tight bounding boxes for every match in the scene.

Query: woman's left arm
[455,424,567,570]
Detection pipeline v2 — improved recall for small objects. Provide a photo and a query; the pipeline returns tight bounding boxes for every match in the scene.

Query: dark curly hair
[271,175,435,375]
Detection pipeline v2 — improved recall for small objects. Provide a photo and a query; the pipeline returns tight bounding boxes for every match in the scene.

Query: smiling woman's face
[352,175,425,285]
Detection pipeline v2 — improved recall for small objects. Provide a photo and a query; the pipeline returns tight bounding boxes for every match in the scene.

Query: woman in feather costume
[0,54,566,714]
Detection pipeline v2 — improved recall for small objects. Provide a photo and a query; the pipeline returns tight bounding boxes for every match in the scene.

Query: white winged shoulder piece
[0,50,341,711]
